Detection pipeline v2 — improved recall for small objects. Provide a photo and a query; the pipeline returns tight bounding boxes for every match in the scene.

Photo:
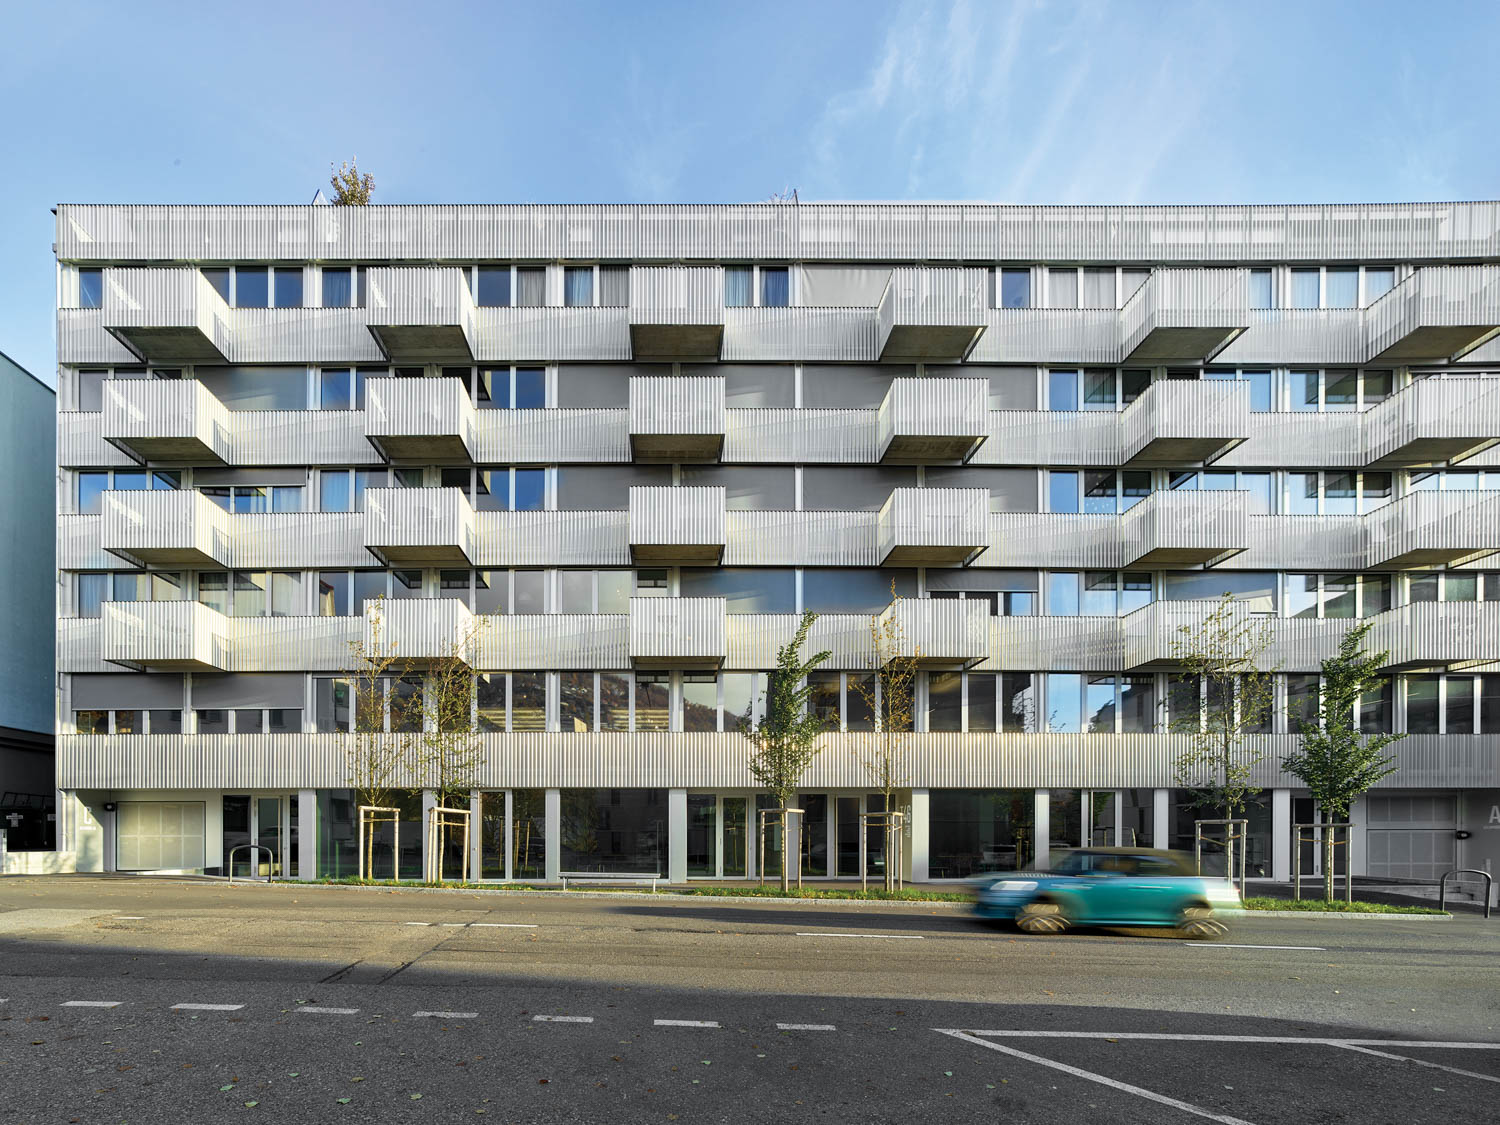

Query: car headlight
[995,880,1038,892]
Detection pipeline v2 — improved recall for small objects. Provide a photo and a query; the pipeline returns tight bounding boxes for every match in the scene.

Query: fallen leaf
[244,1101,258,1108]
[337,1098,350,1105]
[220,1085,235,1092]
[410,1094,423,1100]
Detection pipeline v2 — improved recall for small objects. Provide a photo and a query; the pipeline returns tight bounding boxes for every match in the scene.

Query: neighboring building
[0,349,56,857]
[50,201,1500,885]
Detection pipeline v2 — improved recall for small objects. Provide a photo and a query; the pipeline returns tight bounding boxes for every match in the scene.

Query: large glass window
[999,269,1031,309]
[559,671,594,732]
[801,569,915,613]
[476,267,511,308]
[634,673,669,731]
[682,674,718,733]
[559,789,667,875]
[679,568,796,612]
[564,267,594,307]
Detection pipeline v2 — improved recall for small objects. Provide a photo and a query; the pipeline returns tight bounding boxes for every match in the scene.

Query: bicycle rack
[1438,869,1493,919]
[228,844,276,884]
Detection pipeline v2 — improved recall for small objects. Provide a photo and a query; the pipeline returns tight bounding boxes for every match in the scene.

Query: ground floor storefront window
[560,789,666,875]
[929,790,1035,878]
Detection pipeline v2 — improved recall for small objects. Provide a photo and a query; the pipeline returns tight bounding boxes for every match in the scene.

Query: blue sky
[3,0,1498,384]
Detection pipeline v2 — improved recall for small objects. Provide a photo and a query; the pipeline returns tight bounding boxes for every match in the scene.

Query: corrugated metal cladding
[53,731,1500,791]
[56,201,1500,264]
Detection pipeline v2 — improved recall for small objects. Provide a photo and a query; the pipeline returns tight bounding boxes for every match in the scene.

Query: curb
[1236,908,1451,920]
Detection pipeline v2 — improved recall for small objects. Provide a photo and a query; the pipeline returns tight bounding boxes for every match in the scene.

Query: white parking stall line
[471,923,538,928]
[936,1029,1258,1125]
[533,1015,594,1023]
[778,1023,837,1031]
[1187,943,1326,951]
[441,923,468,927]
[172,1003,244,1012]
[1332,1042,1500,1086]
[654,1019,720,1028]
[61,1001,121,1008]
[944,1031,1500,1048]
[404,922,433,927]
[113,916,145,920]
[414,1011,478,1019]
[298,1006,360,1015]
[795,932,924,940]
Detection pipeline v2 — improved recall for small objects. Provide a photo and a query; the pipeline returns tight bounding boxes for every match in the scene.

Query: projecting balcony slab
[1121,489,1248,568]
[879,598,989,667]
[878,487,988,566]
[1362,376,1500,467]
[629,597,726,667]
[102,600,229,671]
[1120,269,1249,363]
[365,267,476,363]
[628,486,726,564]
[1120,379,1249,466]
[877,376,988,463]
[1364,266,1500,363]
[628,266,725,360]
[363,597,477,666]
[101,378,232,465]
[100,489,231,568]
[1370,602,1500,671]
[876,268,987,362]
[1363,491,1500,570]
[102,267,232,364]
[363,486,476,565]
[365,376,476,461]
[629,376,725,461]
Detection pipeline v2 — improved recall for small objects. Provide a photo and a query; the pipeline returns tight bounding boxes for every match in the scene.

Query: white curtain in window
[797,265,892,307]
[516,268,546,307]
[1048,269,1079,309]
[564,268,593,307]
[1079,269,1113,309]
[724,267,753,307]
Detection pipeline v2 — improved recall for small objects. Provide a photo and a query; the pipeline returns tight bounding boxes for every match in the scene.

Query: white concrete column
[468,791,483,881]
[504,790,514,881]
[297,790,317,880]
[1033,790,1050,871]
[668,788,688,884]
[1348,794,1368,878]
[420,789,436,881]
[1271,788,1292,883]
[909,789,929,883]
[544,789,561,883]
[1152,789,1170,850]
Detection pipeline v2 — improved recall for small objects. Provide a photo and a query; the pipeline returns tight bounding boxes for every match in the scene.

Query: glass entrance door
[722,798,747,877]
[687,795,717,877]
[255,797,282,876]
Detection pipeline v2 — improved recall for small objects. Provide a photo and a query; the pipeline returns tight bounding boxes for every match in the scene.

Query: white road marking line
[1332,1042,1500,1086]
[655,1019,720,1028]
[298,1006,359,1015]
[441,923,468,927]
[404,922,432,927]
[172,1003,244,1012]
[795,932,924,940]
[1187,943,1326,951]
[471,923,538,928]
[61,1001,121,1008]
[778,1023,837,1031]
[413,1011,478,1019]
[113,916,144,920]
[936,1029,1258,1125]
[533,1015,594,1023]
[949,1030,1500,1049]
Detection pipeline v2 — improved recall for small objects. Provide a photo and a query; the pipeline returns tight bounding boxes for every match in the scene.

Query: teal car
[972,847,1239,938]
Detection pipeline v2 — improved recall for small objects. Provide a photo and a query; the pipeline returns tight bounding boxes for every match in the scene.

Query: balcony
[1121,600,1344,672]
[1364,266,1500,363]
[876,267,987,361]
[628,486,725,564]
[363,597,477,666]
[477,614,629,670]
[1362,376,1500,467]
[1363,491,1500,570]
[365,267,476,363]
[990,615,1123,672]
[1370,602,1500,670]
[1119,268,1249,363]
[101,378,232,465]
[877,376,988,463]
[629,597,727,667]
[1121,489,1248,568]
[628,376,725,462]
[1120,379,1250,465]
[365,376,476,461]
[628,266,724,360]
[101,600,229,671]
[877,487,987,566]
[100,490,230,568]
[102,267,232,363]
[363,486,475,564]
[879,598,989,667]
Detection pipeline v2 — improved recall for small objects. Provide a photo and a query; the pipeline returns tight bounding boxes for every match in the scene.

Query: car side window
[1136,857,1173,876]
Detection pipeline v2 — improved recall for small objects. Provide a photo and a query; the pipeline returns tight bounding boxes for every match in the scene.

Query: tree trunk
[1323,826,1335,903]
[780,810,790,894]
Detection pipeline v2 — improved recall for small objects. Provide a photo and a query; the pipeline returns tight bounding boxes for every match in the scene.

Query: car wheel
[1176,905,1228,940]
[1016,901,1069,934]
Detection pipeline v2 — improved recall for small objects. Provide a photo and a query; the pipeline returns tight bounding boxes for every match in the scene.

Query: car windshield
[1051,851,1188,877]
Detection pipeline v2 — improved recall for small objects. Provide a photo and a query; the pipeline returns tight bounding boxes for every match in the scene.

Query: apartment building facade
[52,201,1500,885]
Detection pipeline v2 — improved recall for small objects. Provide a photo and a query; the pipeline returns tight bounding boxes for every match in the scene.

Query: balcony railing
[876,267,987,361]
[476,614,629,670]
[1369,601,1500,670]
[365,266,476,362]
[102,267,233,363]
[876,376,988,463]
[363,597,477,665]
[629,597,727,667]
[878,487,988,565]
[1119,268,1249,363]
[101,600,230,671]
[1120,379,1250,465]
[628,266,725,360]
[364,376,476,461]
[628,486,726,564]
[628,375,726,461]
[100,489,231,568]
[101,378,232,465]
[1364,265,1500,363]
[1121,489,1249,567]
[879,598,989,666]
[1363,490,1500,570]
[1120,600,1346,672]
[363,486,476,564]
[1362,376,1500,466]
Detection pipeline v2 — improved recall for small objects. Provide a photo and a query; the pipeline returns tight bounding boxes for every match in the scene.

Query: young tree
[848,589,920,891]
[1281,622,1403,901]
[1169,593,1276,881]
[741,610,832,892]
[329,159,375,205]
[345,597,407,879]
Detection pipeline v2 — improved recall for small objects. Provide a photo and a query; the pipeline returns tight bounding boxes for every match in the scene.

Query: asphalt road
[1,877,1496,1124]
